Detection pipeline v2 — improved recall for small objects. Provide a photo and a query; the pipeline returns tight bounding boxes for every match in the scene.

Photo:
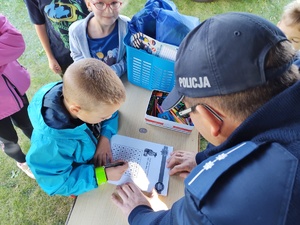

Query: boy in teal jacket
[26,58,128,196]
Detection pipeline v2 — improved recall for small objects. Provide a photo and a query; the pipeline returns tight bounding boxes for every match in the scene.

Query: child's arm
[93,111,119,166]
[26,137,99,196]
[34,24,62,74]
[94,136,112,166]
[23,0,61,74]
[0,14,25,67]
[69,22,85,62]
[110,58,127,77]
[105,162,128,181]
[95,161,128,185]
[100,110,119,140]
[109,15,129,77]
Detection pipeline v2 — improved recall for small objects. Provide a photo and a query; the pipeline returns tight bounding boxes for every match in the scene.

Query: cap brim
[161,88,184,110]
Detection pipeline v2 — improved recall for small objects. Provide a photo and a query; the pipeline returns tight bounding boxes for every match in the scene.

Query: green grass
[0,0,291,224]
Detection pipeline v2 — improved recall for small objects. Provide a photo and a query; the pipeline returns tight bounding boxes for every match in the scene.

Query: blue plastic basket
[124,33,175,92]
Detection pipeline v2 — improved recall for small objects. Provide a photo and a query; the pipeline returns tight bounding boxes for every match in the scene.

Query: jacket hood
[28,82,90,140]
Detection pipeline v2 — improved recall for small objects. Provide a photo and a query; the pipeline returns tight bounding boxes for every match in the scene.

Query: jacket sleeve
[110,15,130,77]
[69,22,85,62]
[110,57,126,77]
[0,14,25,68]
[100,111,119,140]
[128,195,206,225]
[26,134,98,196]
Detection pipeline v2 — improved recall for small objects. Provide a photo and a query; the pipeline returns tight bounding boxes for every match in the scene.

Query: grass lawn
[0,0,291,224]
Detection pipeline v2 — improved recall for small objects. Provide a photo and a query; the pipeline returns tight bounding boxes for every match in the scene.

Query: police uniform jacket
[128,81,300,225]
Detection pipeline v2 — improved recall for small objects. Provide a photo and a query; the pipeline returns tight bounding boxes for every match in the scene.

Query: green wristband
[95,166,107,186]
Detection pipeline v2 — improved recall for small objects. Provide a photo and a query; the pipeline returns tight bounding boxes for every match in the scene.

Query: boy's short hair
[281,0,300,27]
[63,58,126,110]
[162,12,299,120]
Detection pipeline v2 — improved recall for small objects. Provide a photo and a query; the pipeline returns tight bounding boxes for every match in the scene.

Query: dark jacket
[128,81,300,225]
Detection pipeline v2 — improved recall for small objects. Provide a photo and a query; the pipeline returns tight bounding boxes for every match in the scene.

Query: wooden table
[66,78,199,225]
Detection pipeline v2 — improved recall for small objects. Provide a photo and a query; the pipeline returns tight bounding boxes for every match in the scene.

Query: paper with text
[108,134,173,196]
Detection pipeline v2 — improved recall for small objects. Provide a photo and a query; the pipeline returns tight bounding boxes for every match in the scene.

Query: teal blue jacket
[26,82,118,196]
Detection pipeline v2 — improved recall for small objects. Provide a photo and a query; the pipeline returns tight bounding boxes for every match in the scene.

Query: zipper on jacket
[1,74,22,109]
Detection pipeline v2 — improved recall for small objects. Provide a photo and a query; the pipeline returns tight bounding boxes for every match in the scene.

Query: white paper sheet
[108,134,173,196]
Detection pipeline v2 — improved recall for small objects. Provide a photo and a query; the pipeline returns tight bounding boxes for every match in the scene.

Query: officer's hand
[167,150,197,178]
[112,182,152,218]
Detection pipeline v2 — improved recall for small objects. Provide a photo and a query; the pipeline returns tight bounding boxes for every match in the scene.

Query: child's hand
[93,136,113,167]
[48,57,62,74]
[105,161,128,181]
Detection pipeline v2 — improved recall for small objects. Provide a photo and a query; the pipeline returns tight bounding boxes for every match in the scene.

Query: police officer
[112,12,300,225]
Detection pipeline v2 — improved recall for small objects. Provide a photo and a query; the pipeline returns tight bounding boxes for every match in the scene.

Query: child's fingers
[106,152,113,163]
